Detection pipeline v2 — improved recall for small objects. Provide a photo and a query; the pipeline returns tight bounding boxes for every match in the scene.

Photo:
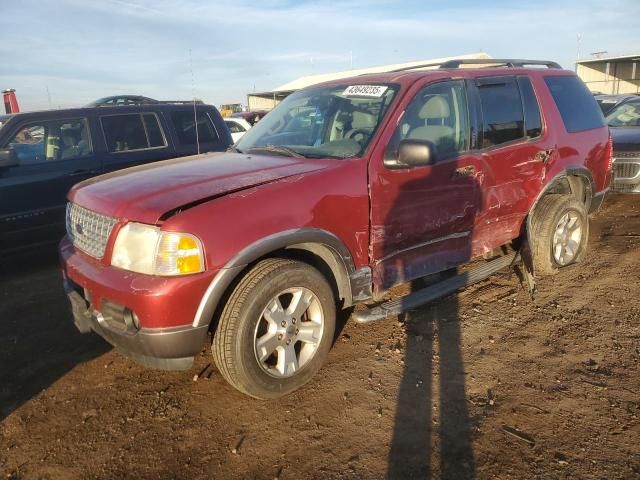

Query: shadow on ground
[387,287,476,479]
[0,248,110,420]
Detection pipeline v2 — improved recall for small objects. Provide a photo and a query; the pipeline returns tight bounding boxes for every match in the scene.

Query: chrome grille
[613,151,640,159]
[613,162,640,179]
[66,203,118,259]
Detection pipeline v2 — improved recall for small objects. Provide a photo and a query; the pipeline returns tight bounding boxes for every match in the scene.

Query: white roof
[577,53,640,64]
[270,52,493,93]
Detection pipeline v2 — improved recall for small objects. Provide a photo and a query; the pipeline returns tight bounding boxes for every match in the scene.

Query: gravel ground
[1,194,639,480]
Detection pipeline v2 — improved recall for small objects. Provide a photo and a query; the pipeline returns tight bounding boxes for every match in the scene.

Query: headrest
[61,131,76,147]
[418,96,450,119]
[352,111,375,128]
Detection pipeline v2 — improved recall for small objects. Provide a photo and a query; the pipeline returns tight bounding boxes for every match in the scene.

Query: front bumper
[61,236,214,370]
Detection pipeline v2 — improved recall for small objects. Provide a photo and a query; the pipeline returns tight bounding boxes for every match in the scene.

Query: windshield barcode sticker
[343,85,388,97]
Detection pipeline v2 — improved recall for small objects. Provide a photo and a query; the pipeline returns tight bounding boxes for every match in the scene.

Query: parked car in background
[224,117,252,142]
[595,94,639,115]
[85,95,160,107]
[0,114,11,129]
[0,102,231,254]
[61,59,611,399]
[606,98,640,193]
[230,110,268,126]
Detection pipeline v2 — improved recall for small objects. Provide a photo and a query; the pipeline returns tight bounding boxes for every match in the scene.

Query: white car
[224,117,252,143]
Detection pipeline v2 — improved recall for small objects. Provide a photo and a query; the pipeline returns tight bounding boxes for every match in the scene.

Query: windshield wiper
[227,145,244,153]
[245,145,304,158]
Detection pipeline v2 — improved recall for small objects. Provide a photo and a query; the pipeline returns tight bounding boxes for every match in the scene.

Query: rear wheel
[530,194,589,275]
[212,258,336,399]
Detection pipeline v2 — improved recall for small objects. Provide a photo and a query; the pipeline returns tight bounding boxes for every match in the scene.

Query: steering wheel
[347,129,370,144]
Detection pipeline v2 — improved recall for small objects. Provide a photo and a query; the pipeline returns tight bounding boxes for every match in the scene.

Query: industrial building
[246,52,492,111]
[576,53,640,94]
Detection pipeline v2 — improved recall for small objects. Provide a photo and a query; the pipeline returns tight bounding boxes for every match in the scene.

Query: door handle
[534,149,554,163]
[453,165,476,177]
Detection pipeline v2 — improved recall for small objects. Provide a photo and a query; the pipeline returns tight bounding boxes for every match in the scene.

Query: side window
[225,120,245,134]
[143,114,165,147]
[544,76,605,132]
[477,77,524,148]
[101,114,166,152]
[517,77,542,138]
[7,118,91,165]
[387,80,469,160]
[171,110,219,145]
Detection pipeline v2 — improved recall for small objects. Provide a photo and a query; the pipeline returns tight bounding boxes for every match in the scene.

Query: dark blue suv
[0,103,232,254]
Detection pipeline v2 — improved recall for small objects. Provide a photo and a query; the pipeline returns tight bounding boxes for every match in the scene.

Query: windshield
[606,101,640,127]
[236,84,398,159]
[0,115,10,130]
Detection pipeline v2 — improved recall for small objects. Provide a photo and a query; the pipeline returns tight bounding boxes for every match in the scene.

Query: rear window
[477,76,525,148]
[544,76,605,133]
[517,76,542,138]
[101,113,166,152]
[171,110,219,145]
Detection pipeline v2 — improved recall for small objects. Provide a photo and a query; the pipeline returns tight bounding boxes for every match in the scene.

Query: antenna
[190,49,200,155]
[46,85,52,108]
[576,33,583,61]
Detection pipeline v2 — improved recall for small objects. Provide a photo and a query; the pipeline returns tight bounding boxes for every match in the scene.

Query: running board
[352,252,518,324]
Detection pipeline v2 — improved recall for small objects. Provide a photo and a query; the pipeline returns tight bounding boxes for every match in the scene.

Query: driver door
[369,79,484,294]
[0,116,100,252]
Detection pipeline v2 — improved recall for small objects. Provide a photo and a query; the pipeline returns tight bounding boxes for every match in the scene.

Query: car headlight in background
[111,223,205,276]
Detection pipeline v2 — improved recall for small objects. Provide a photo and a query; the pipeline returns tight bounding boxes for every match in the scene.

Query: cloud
[1,0,639,111]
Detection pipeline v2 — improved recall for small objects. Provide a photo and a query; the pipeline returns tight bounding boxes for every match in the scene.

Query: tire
[530,194,589,276]
[212,258,336,399]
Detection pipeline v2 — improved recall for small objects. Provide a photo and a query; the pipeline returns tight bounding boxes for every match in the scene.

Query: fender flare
[526,167,595,247]
[192,228,363,328]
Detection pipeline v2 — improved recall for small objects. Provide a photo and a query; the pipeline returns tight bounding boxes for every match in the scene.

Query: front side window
[386,80,469,160]
[477,77,525,148]
[236,84,398,159]
[101,113,166,153]
[6,118,91,165]
[606,101,640,127]
[171,111,218,145]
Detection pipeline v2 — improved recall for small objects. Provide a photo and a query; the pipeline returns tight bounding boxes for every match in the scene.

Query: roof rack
[439,59,562,69]
[157,100,204,105]
[385,58,562,74]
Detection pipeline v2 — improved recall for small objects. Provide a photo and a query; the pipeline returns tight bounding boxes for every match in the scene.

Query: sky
[2,0,640,111]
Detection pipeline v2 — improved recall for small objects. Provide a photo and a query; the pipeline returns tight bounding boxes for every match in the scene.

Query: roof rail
[381,58,563,75]
[158,100,204,105]
[439,59,562,69]
[386,61,447,73]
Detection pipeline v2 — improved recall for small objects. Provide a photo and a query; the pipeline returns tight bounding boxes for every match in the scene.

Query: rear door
[469,75,551,251]
[98,112,174,173]
[169,108,226,156]
[0,115,99,251]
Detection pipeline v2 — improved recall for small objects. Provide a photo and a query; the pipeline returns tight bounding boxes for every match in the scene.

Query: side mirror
[0,147,17,168]
[398,139,436,167]
[384,139,436,169]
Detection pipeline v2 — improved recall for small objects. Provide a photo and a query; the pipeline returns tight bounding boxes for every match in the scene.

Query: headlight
[111,223,205,276]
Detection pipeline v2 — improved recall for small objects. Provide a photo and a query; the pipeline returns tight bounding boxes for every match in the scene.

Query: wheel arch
[526,168,594,237]
[523,168,594,272]
[192,228,367,329]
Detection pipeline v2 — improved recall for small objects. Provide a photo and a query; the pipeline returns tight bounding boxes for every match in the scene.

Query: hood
[70,152,331,224]
[610,127,640,151]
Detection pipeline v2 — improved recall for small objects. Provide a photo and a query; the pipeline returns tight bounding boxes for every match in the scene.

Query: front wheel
[212,258,336,399]
[530,194,589,275]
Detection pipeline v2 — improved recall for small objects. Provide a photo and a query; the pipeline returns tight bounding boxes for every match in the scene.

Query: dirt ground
[1,194,639,480]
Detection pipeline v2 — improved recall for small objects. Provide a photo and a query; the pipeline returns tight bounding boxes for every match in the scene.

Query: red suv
[61,59,611,399]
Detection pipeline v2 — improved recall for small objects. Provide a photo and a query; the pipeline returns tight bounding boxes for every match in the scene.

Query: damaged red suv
[61,59,611,398]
